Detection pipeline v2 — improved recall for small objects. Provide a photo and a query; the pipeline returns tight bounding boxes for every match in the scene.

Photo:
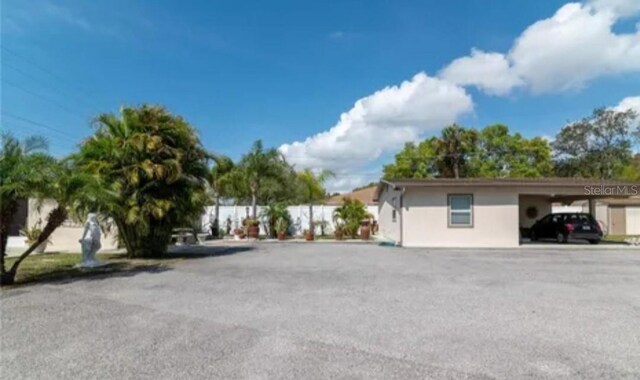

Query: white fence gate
[201,204,378,236]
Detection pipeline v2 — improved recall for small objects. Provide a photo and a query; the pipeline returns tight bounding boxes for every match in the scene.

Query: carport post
[588,198,596,217]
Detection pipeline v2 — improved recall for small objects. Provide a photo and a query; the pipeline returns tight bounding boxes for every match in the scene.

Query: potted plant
[20,221,51,254]
[304,229,314,241]
[233,227,245,240]
[360,212,374,240]
[275,217,288,241]
[245,218,260,239]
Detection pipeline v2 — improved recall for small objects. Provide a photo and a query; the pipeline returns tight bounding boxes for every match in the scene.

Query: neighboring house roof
[326,185,378,205]
[376,178,640,200]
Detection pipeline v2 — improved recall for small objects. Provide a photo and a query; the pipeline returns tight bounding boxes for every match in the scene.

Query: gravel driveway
[2,243,639,379]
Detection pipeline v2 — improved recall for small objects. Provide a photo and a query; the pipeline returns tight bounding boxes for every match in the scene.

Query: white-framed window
[448,194,473,228]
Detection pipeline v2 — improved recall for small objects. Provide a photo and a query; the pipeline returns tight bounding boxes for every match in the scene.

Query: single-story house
[7,199,118,253]
[376,178,639,248]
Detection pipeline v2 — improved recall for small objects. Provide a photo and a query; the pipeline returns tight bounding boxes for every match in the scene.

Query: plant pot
[33,241,48,254]
[305,232,314,241]
[277,231,286,241]
[335,230,344,240]
[248,224,259,239]
[360,225,371,240]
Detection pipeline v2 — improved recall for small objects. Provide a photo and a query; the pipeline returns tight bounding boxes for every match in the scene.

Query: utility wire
[1,45,103,109]
[1,112,80,140]
[3,60,99,114]
[2,80,83,116]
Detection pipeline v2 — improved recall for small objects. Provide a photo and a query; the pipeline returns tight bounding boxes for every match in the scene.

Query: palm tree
[0,133,56,282]
[2,163,102,285]
[437,124,477,178]
[208,154,234,236]
[72,105,210,258]
[239,140,283,219]
[297,169,334,235]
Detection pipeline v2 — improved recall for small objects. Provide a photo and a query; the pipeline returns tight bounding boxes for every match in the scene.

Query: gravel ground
[1,243,639,379]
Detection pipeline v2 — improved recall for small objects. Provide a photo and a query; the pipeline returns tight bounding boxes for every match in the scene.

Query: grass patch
[3,253,180,287]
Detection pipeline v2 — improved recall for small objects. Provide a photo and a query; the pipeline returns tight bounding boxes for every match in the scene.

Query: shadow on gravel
[2,246,255,289]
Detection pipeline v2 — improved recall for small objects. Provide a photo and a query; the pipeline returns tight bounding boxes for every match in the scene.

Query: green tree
[297,168,334,234]
[3,163,100,285]
[553,108,638,179]
[436,124,478,178]
[469,124,553,178]
[0,134,57,279]
[383,124,552,179]
[72,105,210,258]
[236,140,285,219]
[383,138,439,179]
[259,202,291,238]
[620,154,640,181]
[333,198,368,238]
[208,154,234,234]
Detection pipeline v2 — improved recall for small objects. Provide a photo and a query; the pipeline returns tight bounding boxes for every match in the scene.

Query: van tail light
[595,222,602,233]
[564,223,575,233]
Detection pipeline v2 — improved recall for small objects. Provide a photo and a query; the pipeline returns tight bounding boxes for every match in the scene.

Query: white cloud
[614,96,640,114]
[279,72,473,179]
[438,49,524,95]
[589,0,640,17]
[438,1,640,94]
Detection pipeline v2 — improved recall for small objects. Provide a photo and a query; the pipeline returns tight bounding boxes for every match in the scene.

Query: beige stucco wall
[377,185,402,243]
[519,196,552,228]
[626,206,640,235]
[27,199,119,252]
[402,187,520,248]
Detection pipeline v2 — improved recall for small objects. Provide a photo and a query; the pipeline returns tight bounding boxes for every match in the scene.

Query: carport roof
[376,178,640,199]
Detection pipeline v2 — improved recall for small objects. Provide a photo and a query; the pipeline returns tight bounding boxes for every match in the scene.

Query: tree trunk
[308,204,314,235]
[453,161,460,179]
[0,199,19,274]
[1,206,67,286]
[251,192,257,219]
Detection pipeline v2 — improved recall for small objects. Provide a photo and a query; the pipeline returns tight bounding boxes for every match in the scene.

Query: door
[609,206,626,235]
[626,207,640,235]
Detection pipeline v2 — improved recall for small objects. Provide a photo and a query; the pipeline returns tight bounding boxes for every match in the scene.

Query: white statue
[77,213,106,268]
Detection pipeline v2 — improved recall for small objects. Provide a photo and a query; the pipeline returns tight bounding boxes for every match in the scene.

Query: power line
[2,80,85,116]
[3,60,99,113]
[1,112,80,140]
[1,45,102,108]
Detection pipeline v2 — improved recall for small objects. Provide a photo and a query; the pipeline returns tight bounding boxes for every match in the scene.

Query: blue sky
[2,0,640,190]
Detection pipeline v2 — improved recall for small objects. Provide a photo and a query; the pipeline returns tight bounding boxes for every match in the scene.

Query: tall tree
[553,108,638,179]
[237,140,284,218]
[0,134,56,279]
[297,169,334,234]
[436,124,478,178]
[208,154,234,230]
[620,154,640,181]
[469,124,553,178]
[72,105,210,258]
[383,139,439,179]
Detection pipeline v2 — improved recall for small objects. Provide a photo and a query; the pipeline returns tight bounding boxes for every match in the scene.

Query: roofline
[375,178,640,200]
[382,178,640,188]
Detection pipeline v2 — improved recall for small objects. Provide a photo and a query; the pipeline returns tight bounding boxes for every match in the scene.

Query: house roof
[326,185,378,205]
[376,178,640,200]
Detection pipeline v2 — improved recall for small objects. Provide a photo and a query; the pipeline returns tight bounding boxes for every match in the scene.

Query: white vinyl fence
[201,205,378,236]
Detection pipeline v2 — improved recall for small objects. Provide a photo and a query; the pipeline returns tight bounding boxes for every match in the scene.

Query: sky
[2,0,640,191]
